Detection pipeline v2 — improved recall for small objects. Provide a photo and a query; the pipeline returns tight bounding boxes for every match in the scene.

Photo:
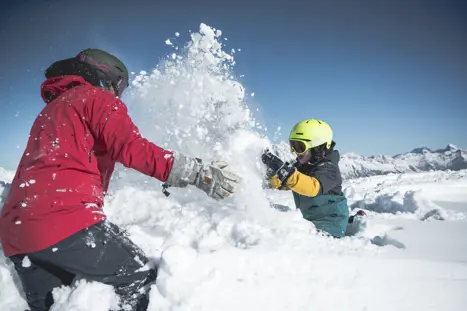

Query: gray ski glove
[164,152,241,200]
[194,160,241,200]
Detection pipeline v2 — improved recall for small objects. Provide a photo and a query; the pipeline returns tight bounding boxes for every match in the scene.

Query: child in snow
[0,48,241,311]
[262,119,349,238]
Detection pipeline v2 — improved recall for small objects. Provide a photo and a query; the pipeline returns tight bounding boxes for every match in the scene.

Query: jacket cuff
[164,152,202,187]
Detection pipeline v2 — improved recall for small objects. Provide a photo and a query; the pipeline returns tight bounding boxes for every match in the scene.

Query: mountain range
[269,142,467,179]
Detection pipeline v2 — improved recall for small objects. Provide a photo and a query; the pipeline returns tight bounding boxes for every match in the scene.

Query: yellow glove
[269,170,321,197]
[269,175,290,190]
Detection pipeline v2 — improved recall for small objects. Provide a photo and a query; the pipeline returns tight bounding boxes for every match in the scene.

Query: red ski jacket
[0,75,174,256]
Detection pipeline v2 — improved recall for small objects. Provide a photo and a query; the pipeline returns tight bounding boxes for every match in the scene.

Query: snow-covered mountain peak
[341,143,466,179]
[437,143,460,153]
[408,146,433,154]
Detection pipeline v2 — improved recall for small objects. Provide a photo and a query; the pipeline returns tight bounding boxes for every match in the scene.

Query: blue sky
[1,0,466,170]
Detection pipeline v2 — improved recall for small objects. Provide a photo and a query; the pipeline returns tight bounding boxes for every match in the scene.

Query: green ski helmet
[76,48,129,97]
[289,119,333,155]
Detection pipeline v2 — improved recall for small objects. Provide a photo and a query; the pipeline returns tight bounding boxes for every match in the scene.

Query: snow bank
[344,170,467,222]
[50,279,119,311]
[349,189,465,221]
[0,258,28,311]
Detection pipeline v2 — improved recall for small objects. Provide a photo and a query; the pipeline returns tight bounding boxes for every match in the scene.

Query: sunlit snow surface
[1,24,466,311]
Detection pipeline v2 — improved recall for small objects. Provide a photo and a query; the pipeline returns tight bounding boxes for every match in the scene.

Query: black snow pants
[9,220,157,311]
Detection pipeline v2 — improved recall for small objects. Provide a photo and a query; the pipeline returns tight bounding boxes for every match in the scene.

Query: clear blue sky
[1,0,466,170]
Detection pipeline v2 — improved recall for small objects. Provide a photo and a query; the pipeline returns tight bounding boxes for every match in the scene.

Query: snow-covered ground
[1,23,466,311]
[2,165,467,311]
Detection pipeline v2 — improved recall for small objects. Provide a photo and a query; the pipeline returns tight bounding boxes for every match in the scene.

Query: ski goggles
[289,139,312,155]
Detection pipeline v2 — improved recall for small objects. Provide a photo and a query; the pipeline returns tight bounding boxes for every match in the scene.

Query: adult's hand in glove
[164,153,242,200]
[194,161,241,200]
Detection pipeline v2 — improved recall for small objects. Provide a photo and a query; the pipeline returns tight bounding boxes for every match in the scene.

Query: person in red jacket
[0,48,241,311]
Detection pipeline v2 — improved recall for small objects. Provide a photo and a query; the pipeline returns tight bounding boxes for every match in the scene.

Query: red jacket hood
[41,75,91,104]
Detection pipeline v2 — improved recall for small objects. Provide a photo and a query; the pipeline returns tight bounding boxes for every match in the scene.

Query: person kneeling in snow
[0,48,241,311]
[262,119,349,238]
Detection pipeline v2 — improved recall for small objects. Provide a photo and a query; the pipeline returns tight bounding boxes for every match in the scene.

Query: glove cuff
[165,152,203,187]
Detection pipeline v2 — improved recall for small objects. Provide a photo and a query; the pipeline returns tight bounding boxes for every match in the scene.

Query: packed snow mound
[344,169,467,221]
[269,142,466,179]
[50,279,119,311]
